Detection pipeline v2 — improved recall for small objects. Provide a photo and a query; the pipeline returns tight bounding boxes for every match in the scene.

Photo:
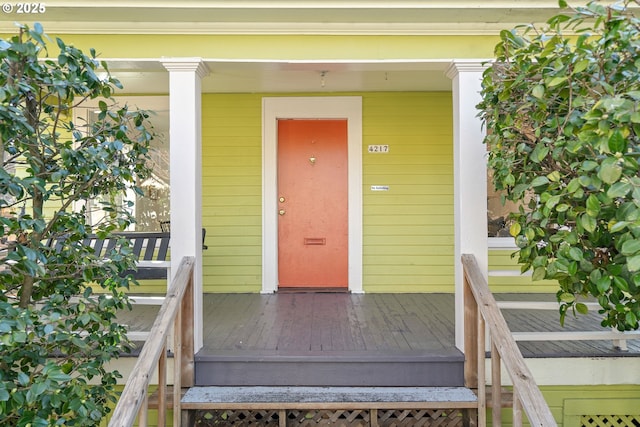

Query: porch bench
[48,231,170,280]
[181,386,478,426]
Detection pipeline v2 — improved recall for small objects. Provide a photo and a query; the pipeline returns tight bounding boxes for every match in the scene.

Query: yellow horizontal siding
[363,92,453,292]
[487,385,640,427]
[129,279,168,294]
[202,94,263,292]
[367,163,452,175]
[364,245,453,256]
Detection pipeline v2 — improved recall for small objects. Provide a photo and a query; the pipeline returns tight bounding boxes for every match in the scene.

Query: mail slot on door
[304,238,326,245]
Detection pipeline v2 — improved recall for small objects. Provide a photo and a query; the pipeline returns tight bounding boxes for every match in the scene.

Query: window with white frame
[75,96,170,232]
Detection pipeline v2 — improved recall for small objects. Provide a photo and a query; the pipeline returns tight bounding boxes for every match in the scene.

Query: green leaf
[510,222,522,237]
[628,254,640,272]
[573,59,589,74]
[18,372,30,387]
[530,144,549,163]
[581,214,597,233]
[596,276,611,294]
[532,266,546,281]
[568,261,578,276]
[547,76,568,87]
[546,194,561,209]
[567,178,581,193]
[559,292,575,303]
[598,158,622,184]
[626,312,638,328]
[28,382,48,401]
[608,130,626,153]
[621,239,640,256]
[575,303,589,315]
[531,176,550,188]
[532,84,545,99]
[607,181,631,199]
[613,276,630,292]
[586,194,600,217]
[609,221,629,233]
[13,330,27,343]
[569,247,584,261]
[46,370,71,383]
[582,160,598,172]
[525,227,535,242]
[547,170,562,182]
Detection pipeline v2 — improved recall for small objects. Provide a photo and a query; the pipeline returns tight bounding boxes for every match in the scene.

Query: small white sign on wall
[368,145,389,153]
[371,186,389,191]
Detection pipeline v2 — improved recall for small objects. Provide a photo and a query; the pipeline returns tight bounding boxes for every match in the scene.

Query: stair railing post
[477,315,486,427]
[173,267,194,426]
[181,270,195,387]
[491,340,502,426]
[157,345,167,427]
[464,273,479,389]
[173,304,183,427]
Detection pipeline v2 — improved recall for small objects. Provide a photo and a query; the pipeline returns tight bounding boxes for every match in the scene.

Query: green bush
[0,24,154,425]
[478,1,640,330]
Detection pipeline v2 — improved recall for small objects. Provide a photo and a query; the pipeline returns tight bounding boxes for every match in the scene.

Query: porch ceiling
[104,59,456,94]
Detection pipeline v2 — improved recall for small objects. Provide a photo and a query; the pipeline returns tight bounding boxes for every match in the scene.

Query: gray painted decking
[195,293,464,386]
[201,293,456,353]
[118,293,640,386]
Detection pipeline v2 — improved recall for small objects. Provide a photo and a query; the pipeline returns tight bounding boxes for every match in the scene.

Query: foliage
[0,24,154,425]
[478,0,640,330]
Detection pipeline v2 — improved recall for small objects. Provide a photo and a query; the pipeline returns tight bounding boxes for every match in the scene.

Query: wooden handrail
[108,256,195,427]
[462,254,557,427]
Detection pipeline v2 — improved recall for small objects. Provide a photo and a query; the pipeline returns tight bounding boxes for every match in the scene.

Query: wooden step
[181,386,478,410]
[194,349,465,387]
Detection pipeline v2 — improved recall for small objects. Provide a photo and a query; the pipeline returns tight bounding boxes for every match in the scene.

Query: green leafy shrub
[0,24,153,425]
[478,1,640,330]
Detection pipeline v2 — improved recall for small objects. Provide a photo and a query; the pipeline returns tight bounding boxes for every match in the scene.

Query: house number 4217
[368,145,389,153]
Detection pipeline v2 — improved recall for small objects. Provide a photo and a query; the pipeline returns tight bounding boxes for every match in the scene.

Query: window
[75,96,170,232]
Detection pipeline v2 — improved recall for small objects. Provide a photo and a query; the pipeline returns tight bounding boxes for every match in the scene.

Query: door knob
[279,209,286,216]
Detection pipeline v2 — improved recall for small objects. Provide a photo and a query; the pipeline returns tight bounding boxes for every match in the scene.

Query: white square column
[446,61,488,350]
[162,58,209,351]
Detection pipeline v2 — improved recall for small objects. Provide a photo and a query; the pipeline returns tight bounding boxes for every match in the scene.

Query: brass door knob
[279,209,286,216]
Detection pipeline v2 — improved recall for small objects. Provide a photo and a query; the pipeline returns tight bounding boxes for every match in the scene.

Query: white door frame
[262,96,363,293]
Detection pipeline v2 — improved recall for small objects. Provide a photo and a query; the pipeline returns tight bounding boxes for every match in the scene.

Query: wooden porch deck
[118,293,640,387]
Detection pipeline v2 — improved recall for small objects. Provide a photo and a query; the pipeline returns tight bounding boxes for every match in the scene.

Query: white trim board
[262,97,363,294]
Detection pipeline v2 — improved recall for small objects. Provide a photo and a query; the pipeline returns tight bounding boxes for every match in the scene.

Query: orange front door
[277,119,348,289]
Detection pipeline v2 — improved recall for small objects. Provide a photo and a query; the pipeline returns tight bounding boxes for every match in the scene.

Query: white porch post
[446,61,488,350]
[161,58,209,351]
